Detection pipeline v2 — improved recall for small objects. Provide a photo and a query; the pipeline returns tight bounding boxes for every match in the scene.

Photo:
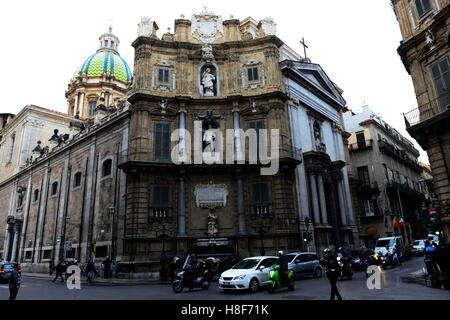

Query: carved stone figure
[207,213,218,237]
[313,121,326,152]
[202,67,215,96]
[160,99,167,114]
[425,30,436,48]
[202,44,214,61]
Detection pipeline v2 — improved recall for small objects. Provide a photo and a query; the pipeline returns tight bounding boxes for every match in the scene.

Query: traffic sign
[429,208,436,215]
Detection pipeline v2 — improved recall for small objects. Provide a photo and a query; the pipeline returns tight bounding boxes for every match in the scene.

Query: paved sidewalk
[22,272,172,286]
[400,268,428,286]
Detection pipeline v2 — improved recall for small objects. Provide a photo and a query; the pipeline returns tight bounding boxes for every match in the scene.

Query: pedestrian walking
[8,264,21,300]
[320,248,343,301]
[52,261,65,283]
[85,258,95,284]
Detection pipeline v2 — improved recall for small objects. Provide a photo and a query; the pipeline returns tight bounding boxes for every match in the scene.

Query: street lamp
[250,204,274,256]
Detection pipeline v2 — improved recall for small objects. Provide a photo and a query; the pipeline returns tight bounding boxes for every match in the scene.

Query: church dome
[73,27,132,84]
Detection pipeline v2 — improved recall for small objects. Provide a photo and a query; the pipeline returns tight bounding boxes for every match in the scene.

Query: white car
[219,256,279,293]
[412,240,426,255]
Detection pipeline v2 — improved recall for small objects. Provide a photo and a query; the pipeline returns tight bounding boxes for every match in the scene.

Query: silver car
[286,252,322,279]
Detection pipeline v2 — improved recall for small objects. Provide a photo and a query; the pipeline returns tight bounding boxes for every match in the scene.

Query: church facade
[1,11,357,276]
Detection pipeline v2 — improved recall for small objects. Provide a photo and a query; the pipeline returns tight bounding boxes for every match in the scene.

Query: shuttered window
[357,166,370,186]
[158,68,170,83]
[247,67,259,82]
[252,182,270,204]
[415,0,433,18]
[152,186,170,207]
[248,120,265,157]
[154,122,171,162]
[431,56,450,111]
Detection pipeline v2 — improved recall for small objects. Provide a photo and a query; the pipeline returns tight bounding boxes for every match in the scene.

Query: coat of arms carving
[191,7,224,43]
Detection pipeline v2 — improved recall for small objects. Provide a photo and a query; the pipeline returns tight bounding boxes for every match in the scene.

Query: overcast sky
[0,0,427,163]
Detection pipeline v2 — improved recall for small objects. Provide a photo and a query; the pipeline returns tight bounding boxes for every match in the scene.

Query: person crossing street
[320,248,343,300]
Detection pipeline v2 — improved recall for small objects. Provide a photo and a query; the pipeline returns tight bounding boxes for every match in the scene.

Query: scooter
[172,264,210,293]
[267,264,295,294]
[380,251,398,269]
[337,256,353,280]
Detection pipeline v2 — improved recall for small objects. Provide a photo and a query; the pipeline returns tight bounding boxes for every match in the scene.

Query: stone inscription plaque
[194,183,228,209]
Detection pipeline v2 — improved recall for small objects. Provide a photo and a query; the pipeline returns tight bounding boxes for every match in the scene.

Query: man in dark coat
[9,264,21,300]
[320,248,343,300]
[52,261,65,283]
[103,256,112,279]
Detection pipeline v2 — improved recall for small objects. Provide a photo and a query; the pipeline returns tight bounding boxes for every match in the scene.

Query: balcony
[403,93,450,128]
[250,203,274,221]
[357,182,381,199]
[349,139,373,152]
[148,206,173,224]
[377,140,422,173]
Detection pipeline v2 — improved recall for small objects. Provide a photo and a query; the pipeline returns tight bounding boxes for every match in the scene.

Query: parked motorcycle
[267,264,295,294]
[172,264,210,293]
[337,256,353,280]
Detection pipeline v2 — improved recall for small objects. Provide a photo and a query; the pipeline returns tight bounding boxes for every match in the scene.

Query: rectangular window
[252,182,270,204]
[154,122,171,162]
[415,0,433,18]
[95,246,108,258]
[356,132,366,148]
[364,200,375,217]
[25,251,32,260]
[430,56,450,111]
[43,250,52,260]
[247,67,259,82]
[89,103,96,116]
[357,166,370,186]
[152,186,170,207]
[158,68,170,83]
[65,248,76,259]
[248,120,265,156]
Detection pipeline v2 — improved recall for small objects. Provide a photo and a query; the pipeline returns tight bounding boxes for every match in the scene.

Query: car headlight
[233,275,246,280]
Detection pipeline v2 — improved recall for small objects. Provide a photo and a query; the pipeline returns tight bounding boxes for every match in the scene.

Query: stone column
[54,157,70,264]
[34,163,50,264]
[337,181,347,226]
[3,227,12,261]
[237,175,246,234]
[18,175,32,262]
[178,177,186,236]
[309,173,321,224]
[179,110,186,162]
[74,93,79,116]
[233,109,242,160]
[79,93,85,118]
[10,224,21,262]
[317,175,328,224]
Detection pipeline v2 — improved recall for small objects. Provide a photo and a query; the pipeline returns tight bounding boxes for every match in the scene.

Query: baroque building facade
[1,11,357,276]
[393,0,450,242]
[344,105,426,248]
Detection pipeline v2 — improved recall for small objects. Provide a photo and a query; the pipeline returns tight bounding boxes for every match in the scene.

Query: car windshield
[413,241,422,246]
[2,264,14,270]
[376,239,394,248]
[286,254,296,263]
[231,259,261,269]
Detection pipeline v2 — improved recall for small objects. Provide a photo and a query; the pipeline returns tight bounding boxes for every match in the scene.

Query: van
[374,236,404,255]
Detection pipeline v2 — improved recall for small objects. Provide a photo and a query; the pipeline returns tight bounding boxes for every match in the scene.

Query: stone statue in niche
[201,66,216,96]
[207,212,219,237]
[425,30,436,48]
[313,121,326,152]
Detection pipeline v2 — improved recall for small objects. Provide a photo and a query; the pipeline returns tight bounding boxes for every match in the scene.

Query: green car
[267,264,295,293]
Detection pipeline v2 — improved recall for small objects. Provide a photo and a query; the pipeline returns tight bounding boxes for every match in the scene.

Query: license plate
[223,281,231,285]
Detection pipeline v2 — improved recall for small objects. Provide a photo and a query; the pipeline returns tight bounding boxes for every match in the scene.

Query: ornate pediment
[191,8,224,43]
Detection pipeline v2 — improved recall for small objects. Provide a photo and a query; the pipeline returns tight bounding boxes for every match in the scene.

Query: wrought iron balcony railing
[403,93,450,128]
[349,139,373,152]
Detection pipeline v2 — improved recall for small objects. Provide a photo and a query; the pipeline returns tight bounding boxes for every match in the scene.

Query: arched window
[73,172,82,188]
[51,182,58,196]
[102,159,112,177]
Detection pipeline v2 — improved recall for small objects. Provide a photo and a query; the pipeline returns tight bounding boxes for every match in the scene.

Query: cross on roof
[300,37,308,60]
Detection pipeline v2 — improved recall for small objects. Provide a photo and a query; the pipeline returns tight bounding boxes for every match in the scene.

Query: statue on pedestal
[207,212,218,237]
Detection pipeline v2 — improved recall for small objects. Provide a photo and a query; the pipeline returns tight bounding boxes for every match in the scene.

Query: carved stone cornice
[303,151,331,174]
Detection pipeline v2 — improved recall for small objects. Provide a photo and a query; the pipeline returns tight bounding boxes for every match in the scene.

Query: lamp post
[153,217,173,281]
[251,204,274,256]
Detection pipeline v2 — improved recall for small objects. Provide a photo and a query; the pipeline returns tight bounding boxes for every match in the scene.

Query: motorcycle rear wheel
[202,281,210,290]
[172,281,183,293]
